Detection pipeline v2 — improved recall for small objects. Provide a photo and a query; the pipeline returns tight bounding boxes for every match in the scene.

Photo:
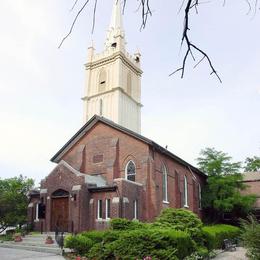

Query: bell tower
[82,0,143,133]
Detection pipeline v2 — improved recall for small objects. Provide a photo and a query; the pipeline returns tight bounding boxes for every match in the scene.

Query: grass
[0,234,13,241]
[29,231,41,235]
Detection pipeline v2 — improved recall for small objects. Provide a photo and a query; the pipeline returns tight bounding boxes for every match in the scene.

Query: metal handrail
[55,225,64,254]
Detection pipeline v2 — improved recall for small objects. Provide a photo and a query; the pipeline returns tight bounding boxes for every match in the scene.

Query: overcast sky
[0,0,259,185]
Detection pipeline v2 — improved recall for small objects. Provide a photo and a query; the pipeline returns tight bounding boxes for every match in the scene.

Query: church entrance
[51,189,69,232]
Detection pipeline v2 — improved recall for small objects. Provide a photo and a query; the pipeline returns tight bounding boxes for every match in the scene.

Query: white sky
[0,0,259,185]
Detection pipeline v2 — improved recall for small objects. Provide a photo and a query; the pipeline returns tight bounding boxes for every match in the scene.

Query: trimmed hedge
[66,228,194,259]
[202,224,241,250]
[88,228,194,260]
[64,214,241,259]
[153,208,203,244]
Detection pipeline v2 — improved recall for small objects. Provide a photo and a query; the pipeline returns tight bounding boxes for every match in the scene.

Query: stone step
[20,241,59,248]
[23,236,58,240]
[1,240,60,248]
[0,242,62,255]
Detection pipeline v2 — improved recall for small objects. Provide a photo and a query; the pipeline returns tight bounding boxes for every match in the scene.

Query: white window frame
[35,203,39,222]
[184,176,189,208]
[97,199,102,220]
[105,199,111,220]
[162,165,168,203]
[133,200,138,220]
[125,160,136,182]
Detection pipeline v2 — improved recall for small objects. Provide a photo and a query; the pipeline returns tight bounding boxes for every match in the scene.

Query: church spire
[105,0,125,51]
[110,0,124,31]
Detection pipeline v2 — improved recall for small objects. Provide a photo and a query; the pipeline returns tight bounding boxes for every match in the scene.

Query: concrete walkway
[214,247,248,260]
[0,247,65,260]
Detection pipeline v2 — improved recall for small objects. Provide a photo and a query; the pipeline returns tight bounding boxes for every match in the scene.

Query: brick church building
[28,0,207,233]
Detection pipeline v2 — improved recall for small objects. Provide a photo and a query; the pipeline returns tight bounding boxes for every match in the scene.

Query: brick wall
[36,121,206,233]
[241,180,260,208]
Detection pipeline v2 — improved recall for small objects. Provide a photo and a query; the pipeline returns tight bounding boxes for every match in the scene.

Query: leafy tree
[197,148,256,222]
[0,175,34,234]
[244,156,260,172]
[197,147,241,176]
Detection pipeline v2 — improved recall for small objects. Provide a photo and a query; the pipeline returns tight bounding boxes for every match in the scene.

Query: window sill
[96,219,110,222]
[114,178,143,186]
[163,201,169,204]
[183,205,189,208]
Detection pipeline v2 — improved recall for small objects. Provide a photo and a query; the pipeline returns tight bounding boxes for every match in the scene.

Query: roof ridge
[50,115,206,177]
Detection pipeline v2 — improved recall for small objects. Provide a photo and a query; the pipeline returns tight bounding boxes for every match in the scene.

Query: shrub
[64,234,94,255]
[202,224,241,250]
[240,216,260,259]
[110,218,147,230]
[81,230,106,243]
[153,208,203,244]
[88,228,194,260]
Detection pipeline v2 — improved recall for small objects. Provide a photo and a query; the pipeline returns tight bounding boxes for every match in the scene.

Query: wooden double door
[51,196,69,232]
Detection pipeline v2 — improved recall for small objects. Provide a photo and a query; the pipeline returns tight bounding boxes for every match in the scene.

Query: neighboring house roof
[51,115,206,177]
[243,171,260,182]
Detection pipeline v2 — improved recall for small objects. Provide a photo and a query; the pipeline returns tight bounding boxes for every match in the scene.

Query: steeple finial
[110,0,124,30]
[105,0,125,50]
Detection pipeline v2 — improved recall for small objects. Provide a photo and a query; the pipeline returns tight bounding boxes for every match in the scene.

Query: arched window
[125,160,136,182]
[184,176,188,207]
[52,189,69,198]
[162,165,168,202]
[99,99,103,116]
[98,68,107,92]
[127,71,132,95]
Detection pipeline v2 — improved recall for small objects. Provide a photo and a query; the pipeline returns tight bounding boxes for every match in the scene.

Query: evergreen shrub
[81,230,106,243]
[110,218,147,230]
[64,234,94,255]
[88,228,194,260]
[153,208,203,243]
[202,224,241,250]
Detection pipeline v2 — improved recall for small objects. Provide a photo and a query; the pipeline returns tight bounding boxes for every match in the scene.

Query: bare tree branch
[59,0,259,82]
[91,0,98,34]
[170,0,222,82]
[70,0,80,12]
[58,0,90,48]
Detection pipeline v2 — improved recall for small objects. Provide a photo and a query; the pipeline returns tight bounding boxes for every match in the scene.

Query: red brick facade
[241,172,260,219]
[28,116,206,233]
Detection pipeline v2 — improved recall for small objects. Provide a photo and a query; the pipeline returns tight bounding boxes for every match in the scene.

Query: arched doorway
[51,189,69,232]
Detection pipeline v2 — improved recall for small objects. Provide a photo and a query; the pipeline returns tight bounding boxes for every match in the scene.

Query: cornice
[82,87,143,107]
[85,51,143,76]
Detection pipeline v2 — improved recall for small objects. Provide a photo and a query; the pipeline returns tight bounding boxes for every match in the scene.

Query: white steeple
[110,0,123,30]
[105,0,125,50]
[82,0,143,133]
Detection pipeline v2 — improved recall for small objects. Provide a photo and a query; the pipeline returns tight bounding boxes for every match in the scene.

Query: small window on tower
[111,42,117,48]
[99,69,107,92]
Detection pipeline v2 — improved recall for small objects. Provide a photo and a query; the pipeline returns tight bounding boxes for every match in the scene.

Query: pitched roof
[51,115,206,177]
[243,171,260,182]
